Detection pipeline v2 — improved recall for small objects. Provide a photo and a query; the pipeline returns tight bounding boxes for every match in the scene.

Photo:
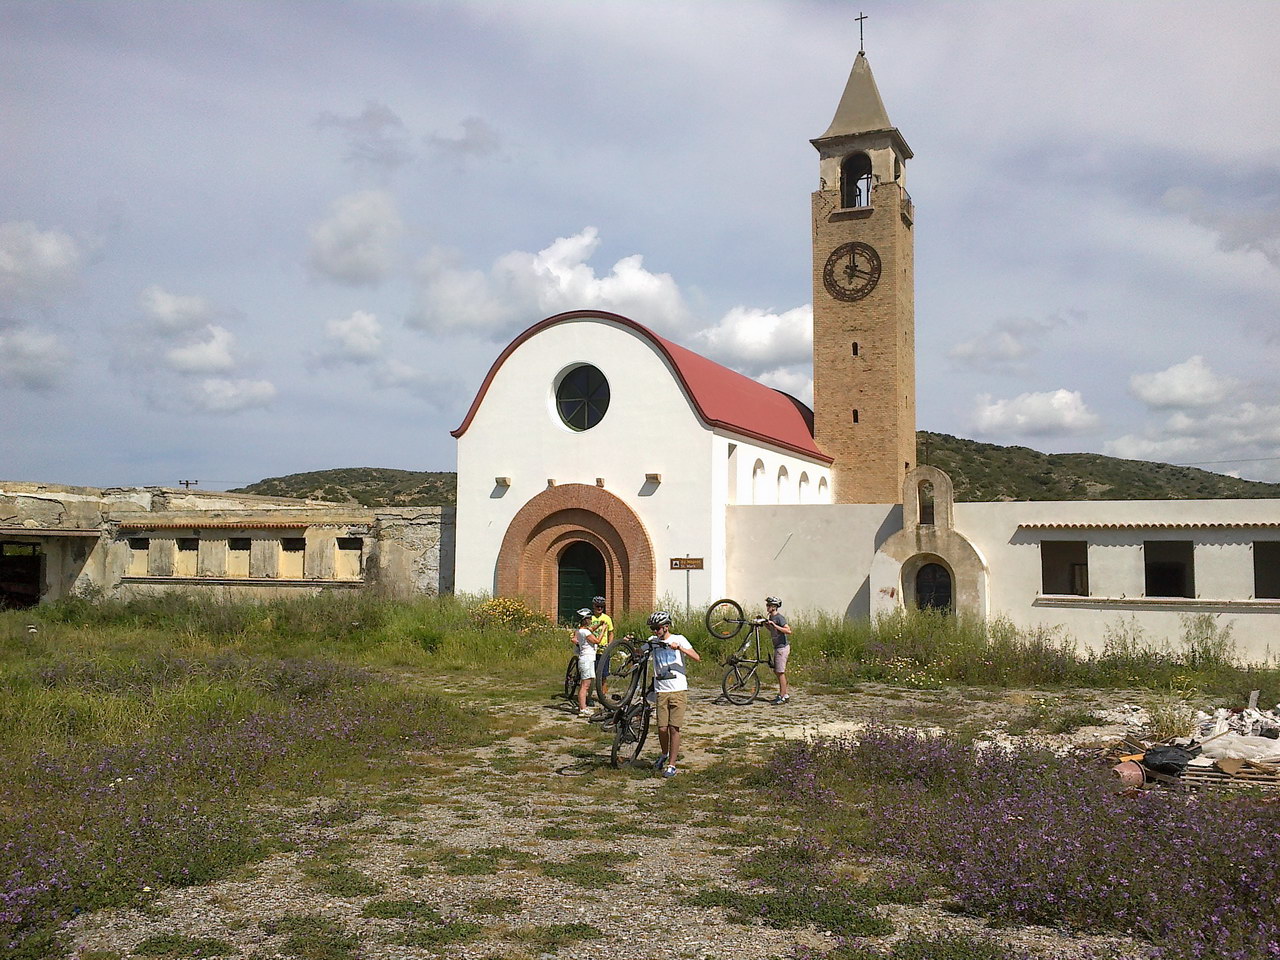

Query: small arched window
[918,480,935,525]
[817,477,830,503]
[751,459,767,504]
[916,563,952,611]
[841,153,873,208]
[777,465,792,503]
[797,472,810,504]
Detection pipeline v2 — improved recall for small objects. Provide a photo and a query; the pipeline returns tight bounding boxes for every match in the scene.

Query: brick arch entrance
[495,484,656,618]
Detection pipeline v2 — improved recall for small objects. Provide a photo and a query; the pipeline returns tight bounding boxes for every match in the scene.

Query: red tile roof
[451,310,831,463]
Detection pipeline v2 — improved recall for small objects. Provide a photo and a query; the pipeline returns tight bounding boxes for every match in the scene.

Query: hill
[229,435,1280,506]
[918,431,1280,501]
[230,468,456,507]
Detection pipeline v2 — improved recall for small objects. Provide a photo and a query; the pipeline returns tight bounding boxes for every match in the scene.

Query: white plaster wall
[953,500,1280,662]
[726,503,899,619]
[454,316,829,608]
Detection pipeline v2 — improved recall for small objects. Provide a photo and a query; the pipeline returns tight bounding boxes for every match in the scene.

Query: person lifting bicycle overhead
[647,610,700,779]
[762,596,792,704]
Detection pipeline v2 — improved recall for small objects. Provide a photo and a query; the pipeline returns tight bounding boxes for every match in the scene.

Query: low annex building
[0,481,453,606]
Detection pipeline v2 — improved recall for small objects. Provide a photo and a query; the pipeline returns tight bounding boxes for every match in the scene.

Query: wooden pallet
[1180,764,1280,790]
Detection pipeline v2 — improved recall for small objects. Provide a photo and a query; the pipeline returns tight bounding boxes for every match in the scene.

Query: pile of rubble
[1109,692,1280,791]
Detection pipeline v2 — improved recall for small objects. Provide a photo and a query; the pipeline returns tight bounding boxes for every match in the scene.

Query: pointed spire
[816,51,893,140]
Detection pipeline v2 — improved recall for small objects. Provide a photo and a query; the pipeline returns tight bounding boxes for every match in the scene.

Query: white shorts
[577,651,597,680]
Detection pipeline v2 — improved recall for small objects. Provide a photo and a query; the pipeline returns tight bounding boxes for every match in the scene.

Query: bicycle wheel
[563,655,580,702]
[721,662,760,705]
[705,599,746,640]
[610,700,651,768]
[595,637,642,710]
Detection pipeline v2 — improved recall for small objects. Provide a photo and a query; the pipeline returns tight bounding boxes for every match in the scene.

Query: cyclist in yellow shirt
[590,596,616,713]
[590,596,614,648]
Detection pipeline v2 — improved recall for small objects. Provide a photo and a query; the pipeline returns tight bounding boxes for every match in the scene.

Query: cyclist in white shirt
[646,610,700,779]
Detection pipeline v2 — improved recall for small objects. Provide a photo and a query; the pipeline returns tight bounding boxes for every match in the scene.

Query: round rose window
[556,364,610,431]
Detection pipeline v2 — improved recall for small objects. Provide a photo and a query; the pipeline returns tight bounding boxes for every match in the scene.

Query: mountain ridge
[228,434,1280,505]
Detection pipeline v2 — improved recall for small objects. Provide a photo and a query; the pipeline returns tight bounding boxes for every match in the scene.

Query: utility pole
[178,479,199,489]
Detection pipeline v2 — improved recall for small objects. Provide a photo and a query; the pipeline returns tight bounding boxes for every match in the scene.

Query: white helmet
[647,610,673,629]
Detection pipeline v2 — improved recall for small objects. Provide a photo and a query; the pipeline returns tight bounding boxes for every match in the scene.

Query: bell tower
[811,51,915,503]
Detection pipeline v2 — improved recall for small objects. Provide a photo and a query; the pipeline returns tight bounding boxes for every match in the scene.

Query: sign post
[670,557,704,617]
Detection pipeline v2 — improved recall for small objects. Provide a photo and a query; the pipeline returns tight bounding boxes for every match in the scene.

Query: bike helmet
[591,596,606,608]
[575,607,593,622]
[765,596,782,607]
[647,610,673,629]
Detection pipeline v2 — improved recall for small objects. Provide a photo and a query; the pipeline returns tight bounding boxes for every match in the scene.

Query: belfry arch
[495,483,656,618]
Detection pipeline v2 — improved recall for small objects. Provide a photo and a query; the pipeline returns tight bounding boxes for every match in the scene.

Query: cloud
[948,314,1068,374]
[758,366,813,406]
[165,325,235,373]
[0,324,68,390]
[693,305,812,374]
[315,101,414,172]
[427,117,501,161]
[189,377,276,413]
[1106,400,1280,480]
[0,221,83,303]
[139,285,219,334]
[307,190,403,285]
[323,310,383,363]
[1163,186,1280,268]
[972,389,1099,437]
[1130,355,1237,409]
[409,227,690,337]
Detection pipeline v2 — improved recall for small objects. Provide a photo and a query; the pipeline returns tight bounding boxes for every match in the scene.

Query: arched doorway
[557,541,605,624]
[496,483,656,618]
[915,563,952,611]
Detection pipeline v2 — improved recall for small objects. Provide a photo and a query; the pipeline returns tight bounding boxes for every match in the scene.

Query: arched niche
[841,152,873,208]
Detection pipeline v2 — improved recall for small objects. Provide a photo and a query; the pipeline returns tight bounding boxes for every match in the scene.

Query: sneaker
[769,695,790,705]
[662,765,678,778]
[578,708,593,717]
[653,753,669,770]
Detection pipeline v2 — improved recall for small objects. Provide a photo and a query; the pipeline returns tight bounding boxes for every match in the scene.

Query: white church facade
[452,51,1280,661]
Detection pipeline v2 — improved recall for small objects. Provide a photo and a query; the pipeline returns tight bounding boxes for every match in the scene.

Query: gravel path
[67,680,1152,960]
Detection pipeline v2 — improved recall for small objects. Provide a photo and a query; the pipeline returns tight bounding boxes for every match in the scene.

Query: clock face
[823,241,882,302]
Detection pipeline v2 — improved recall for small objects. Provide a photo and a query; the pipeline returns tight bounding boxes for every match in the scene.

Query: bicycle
[705,598,775,705]
[594,634,664,768]
[561,652,584,704]
[592,632,639,713]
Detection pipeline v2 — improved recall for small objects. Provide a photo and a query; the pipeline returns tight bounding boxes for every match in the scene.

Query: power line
[1171,456,1280,467]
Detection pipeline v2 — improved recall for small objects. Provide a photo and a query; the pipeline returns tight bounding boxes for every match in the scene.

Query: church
[452,51,1280,661]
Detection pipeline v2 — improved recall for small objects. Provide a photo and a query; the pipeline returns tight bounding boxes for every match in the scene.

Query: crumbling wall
[370,508,456,598]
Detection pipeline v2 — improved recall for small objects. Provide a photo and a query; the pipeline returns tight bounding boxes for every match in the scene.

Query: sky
[3,0,1279,489]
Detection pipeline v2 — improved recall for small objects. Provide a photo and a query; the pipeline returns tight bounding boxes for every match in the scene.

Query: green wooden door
[557,542,605,625]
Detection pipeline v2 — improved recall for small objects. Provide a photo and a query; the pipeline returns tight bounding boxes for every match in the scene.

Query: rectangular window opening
[851,342,859,356]
[1144,540,1194,598]
[1041,540,1088,596]
[227,537,251,578]
[2,543,38,557]
[336,537,363,580]
[852,409,859,424]
[127,537,150,577]
[1255,541,1280,599]
[175,537,198,577]
[279,537,306,579]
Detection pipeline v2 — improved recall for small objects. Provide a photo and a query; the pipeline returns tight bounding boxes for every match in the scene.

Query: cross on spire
[856,11,868,54]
